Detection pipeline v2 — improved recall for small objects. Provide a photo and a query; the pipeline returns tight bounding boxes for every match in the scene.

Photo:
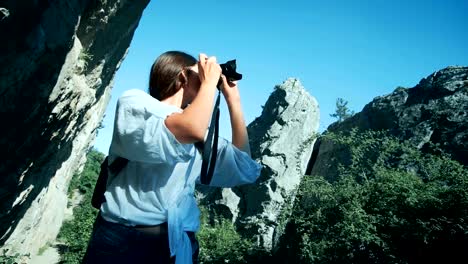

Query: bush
[0,249,30,264]
[57,149,103,263]
[197,206,260,264]
[285,130,468,263]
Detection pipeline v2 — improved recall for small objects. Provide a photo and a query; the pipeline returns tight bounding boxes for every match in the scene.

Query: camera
[220,60,242,82]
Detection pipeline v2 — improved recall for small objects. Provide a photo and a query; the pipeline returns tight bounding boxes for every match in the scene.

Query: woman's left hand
[219,75,241,103]
[219,75,250,155]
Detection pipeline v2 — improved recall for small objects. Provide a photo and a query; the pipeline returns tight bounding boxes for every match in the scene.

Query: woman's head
[149,51,197,101]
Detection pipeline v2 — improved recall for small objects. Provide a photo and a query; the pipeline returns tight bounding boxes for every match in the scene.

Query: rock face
[199,78,320,251]
[0,0,150,256]
[311,66,468,181]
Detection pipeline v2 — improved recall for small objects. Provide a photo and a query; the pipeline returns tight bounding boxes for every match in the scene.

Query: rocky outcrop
[310,66,468,181]
[198,78,320,251]
[0,0,150,256]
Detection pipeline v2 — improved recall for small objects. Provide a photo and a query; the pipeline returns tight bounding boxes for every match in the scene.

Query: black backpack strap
[200,92,220,185]
[109,156,129,175]
[91,156,128,209]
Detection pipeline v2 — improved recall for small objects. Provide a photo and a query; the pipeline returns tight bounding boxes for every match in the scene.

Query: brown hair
[149,51,197,100]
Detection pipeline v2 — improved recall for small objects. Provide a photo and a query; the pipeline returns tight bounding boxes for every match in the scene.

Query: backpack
[91,156,129,209]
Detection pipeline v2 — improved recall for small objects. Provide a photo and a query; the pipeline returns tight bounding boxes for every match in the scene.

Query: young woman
[83,51,261,264]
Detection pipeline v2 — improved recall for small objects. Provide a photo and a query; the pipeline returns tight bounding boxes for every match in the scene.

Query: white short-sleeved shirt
[100,89,261,264]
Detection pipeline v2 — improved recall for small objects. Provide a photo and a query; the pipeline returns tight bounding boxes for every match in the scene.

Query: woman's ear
[178,71,188,88]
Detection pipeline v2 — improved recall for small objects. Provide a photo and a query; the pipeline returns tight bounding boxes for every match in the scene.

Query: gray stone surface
[240,78,319,251]
[199,78,320,251]
[310,66,468,181]
[0,0,150,257]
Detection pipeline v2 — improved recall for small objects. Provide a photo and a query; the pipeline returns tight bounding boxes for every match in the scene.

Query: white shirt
[100,89,261,264]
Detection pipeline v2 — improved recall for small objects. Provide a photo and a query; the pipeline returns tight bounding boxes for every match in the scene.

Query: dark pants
[82,213,199,264]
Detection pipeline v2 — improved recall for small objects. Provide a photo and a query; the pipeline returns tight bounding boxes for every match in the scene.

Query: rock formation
[0,0,150,256]
[310,66,468,181]
[198,78,320,251]
[200,66,468,255]
[2,1,466,261]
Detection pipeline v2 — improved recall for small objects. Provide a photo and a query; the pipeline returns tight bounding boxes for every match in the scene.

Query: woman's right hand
[165,53,221,144]
[197,53,221,88]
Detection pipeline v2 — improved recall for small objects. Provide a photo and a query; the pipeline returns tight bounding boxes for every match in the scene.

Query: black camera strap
[199,91,220,185]
[198,59,242,185]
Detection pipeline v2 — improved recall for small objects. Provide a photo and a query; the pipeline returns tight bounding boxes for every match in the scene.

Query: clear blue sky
[93,0,468,154]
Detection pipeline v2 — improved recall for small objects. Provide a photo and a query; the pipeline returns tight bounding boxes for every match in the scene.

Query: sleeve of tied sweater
[202,137,262,187]
[109,89,192,165]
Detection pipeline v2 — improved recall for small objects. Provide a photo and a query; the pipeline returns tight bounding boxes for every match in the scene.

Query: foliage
[0,249,30,264]
[330,98,354,122]
[77,49,93,72]
[37,243,50,256]
[286,129,468,263]
[67,149,104,195]
[197,206,261,264]
[57,148,103,263]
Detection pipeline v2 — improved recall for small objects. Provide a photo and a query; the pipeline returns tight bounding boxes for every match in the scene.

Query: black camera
[220,60,242,82]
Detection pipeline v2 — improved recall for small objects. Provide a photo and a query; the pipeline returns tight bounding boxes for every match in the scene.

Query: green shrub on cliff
[284,130,468,263]
[57,148,102,263]
[330,97,354,123]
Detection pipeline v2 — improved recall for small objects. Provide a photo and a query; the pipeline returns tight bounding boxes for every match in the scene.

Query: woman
[83,51,261,264]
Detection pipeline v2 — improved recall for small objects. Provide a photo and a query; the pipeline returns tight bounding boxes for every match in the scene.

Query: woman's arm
[165,54,221,144]
[110,89,192,164]
[203,138,261,187]
[197,78,261,187]
[220,76,251,156]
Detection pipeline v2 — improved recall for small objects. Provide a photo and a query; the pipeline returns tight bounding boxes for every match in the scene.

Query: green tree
[330,98,354,122]
[283,130,468,263]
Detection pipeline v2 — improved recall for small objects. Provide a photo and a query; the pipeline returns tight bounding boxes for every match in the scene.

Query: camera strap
[198,59,242,185]
[199,91,221,185]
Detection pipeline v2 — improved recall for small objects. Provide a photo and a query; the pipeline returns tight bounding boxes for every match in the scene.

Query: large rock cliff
[310,66,468,181]
[198,78,320,251]
[0,0,149,255]
[2,1,466,261]
[200,66,468,257]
